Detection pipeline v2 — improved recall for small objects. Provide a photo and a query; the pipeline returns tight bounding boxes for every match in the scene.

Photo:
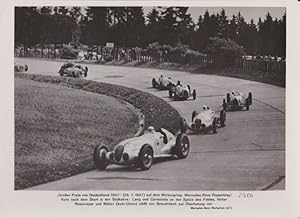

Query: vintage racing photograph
[14,6,286,191]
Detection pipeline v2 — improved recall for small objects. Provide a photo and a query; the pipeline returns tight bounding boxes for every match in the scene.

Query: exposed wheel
[226,93,231,103]
[93,145,109,170]
[174,133,190,159]
[174,92,178,101]
[152,78,157,88]
[220,110,226,127]
[222,99,227,111]
[138,144,153,170]
[248,92,253,105]
[192,111,198,121]
[169,89,173,97]
[212,117,218,133]
[192,90,196,100]
[179,117,187,133]
[24,65,28,72]
[245,99,250,111]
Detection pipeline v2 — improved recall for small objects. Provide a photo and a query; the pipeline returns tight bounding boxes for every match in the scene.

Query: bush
[60,45,78,59]
[206,37,245,67]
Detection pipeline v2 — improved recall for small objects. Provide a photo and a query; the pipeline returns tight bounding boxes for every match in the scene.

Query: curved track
[15,58,285,190]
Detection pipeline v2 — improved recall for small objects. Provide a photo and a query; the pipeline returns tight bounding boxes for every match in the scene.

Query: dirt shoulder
[15,73,181,189]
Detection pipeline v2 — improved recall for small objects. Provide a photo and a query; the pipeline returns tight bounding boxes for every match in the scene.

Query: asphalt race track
[15,58,285,190]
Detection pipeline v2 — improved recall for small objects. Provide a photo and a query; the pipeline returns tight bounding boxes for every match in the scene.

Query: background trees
[15,7,286,58]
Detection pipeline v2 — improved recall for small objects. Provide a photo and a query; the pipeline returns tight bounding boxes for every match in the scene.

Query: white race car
[14,63,28,72]
[222,91,252,111]
[93,127,190,170]
[180,106,226,134]
[58,62,88,78]
[152,75,176,90]
[169,82,196,101]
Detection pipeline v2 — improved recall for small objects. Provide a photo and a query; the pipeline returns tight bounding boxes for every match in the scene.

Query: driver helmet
[147,126,155,133]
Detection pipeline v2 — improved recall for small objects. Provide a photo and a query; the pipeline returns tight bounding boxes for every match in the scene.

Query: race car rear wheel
[174,133,190,159]
[192,111,198,121]
[245,99,250,111]
[93,145,109,170]
[192,90,196,100]
[220,110,226,127]
[212,118,218,133]
[152,78,157,88]
[169,89,173,97]
[248,92,253,105]
[138,144,153,170]
[179,117,187,133]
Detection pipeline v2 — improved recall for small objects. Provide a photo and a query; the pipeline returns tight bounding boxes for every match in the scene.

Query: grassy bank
[15,73,181,189]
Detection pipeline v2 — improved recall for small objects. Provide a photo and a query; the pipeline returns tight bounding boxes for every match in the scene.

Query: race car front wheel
[138,144,153,170]
[174,133,190,159]
[179,117,187,133]
[93,145,109,170]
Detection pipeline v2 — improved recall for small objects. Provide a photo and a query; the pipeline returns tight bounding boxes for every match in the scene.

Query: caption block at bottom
[57,192,234,210]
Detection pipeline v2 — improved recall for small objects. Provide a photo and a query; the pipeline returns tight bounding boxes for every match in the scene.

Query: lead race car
[152,75,176,90]
[58,62,88,78]
[93,126,190,170]
[169,81,196,101]
[222,91,252,111]
[180,105,226,134]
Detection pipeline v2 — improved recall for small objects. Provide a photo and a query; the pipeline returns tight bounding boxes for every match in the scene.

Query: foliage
[15,7,286,58]
[206,37,245,67]
[60,45,78,59]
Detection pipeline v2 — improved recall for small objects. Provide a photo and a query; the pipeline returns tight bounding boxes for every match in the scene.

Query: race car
[58,62,88,77]
[93,126,190,170]
[179,106,226,134]
[169,81,196,101]
[222,91,252,111]
[14,63,28,72]
[152,75,176,90]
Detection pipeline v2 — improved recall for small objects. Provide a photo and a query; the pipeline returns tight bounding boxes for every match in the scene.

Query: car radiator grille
[115,145,124,161]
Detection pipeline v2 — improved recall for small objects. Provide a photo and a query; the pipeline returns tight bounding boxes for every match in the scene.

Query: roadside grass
[15,74,181,189]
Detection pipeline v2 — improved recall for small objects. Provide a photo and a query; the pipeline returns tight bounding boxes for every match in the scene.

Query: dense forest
[15,7,286,57]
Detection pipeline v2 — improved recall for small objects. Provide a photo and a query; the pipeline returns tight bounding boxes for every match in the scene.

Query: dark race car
[152,75,176,90]
[169,81,196,101]
[93,126,190,170]
[222,91,252,111]
[58,62,88,78]
[180,106,226,134]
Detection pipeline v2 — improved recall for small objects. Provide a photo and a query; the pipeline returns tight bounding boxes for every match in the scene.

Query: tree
[206,37,245,67]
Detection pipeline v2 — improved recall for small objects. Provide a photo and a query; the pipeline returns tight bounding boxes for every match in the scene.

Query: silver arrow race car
[169,81,196,101]
[180,106,226,134]
[93,127,190,170]
[222,91,252,111]
[14,63,28,72]
[58,62,88,78]
[152,75,176,90]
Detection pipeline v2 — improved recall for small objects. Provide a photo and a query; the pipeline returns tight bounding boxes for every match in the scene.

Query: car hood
[195,110,214,123]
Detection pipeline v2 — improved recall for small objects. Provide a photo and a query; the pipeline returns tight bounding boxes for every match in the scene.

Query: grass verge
[15,73,181,189]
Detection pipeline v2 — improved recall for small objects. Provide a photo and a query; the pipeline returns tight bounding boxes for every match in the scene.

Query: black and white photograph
[13,6,286,191]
